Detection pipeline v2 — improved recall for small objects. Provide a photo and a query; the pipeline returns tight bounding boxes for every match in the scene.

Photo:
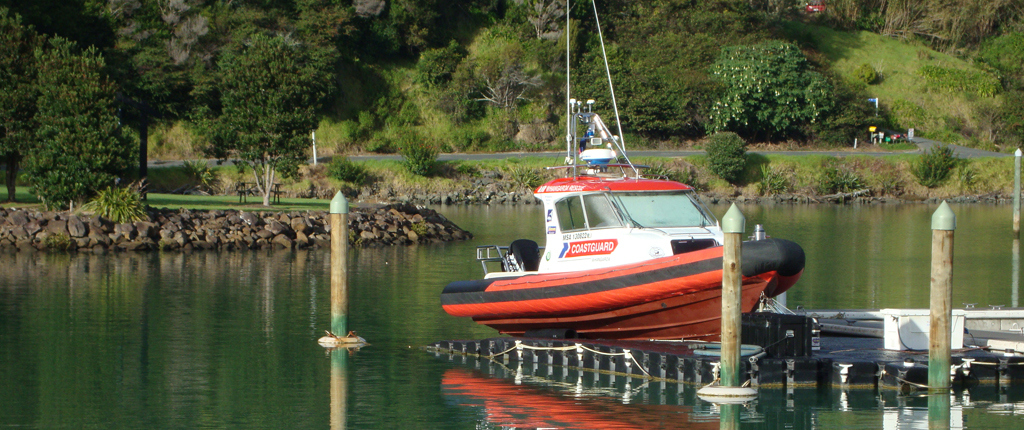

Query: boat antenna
[590,0,639,178]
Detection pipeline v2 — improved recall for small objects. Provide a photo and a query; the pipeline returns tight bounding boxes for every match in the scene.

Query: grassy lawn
[0,184,41,207]
[145,193,333,212]
[0,183,334,212]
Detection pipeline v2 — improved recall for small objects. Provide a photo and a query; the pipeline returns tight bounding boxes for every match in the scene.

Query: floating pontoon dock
[428,310,1024,392]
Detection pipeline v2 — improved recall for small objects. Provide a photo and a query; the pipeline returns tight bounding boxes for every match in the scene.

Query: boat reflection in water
[435,351,1024,429]
[441,364,718,429]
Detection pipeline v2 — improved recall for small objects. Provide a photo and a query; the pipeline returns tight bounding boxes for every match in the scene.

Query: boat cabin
[533,176,722,273]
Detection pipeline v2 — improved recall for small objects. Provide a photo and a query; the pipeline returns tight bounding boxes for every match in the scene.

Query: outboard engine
[501,239,540,272]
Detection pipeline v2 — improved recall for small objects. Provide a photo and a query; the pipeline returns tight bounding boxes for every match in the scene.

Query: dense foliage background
[1,0,1023,206]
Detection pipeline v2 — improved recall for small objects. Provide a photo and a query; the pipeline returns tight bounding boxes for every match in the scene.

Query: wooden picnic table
[235,182,282,204]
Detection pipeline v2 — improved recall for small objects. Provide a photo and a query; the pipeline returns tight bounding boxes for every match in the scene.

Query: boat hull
[474,274,772,340]
[441,239,805,341]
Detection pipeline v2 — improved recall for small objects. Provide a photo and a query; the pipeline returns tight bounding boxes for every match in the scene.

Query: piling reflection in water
[330,349,348,430]
[929,392,951,430]
[1013,239,1019,308]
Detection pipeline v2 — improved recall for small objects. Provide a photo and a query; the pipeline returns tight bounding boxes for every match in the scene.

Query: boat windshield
[612,191,716,228]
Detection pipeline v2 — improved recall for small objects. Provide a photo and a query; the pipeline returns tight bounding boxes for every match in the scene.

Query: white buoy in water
[696,384,758,404]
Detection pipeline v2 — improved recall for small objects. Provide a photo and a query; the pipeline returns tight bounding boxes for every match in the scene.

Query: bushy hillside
[786,21,1009,150]
[3,0,1024,166]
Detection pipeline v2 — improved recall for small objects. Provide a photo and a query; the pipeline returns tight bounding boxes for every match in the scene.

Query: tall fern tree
[27,37,135,209]
[0,9,43,202]
[203,33,331,206]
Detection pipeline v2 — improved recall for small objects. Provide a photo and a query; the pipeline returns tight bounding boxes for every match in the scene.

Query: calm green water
[1,203,1023,429]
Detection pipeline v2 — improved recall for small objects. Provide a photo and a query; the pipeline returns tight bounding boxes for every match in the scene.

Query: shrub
[644,162,702,190]
[327,157,368,185]
[705,132,747,184]
[644,162,683,183]
[877,176,904,196]
[504,163,542,190]
[182,160,220,194]
[917,65,1000,98]
[912,145,959,188]
[81,182,149,223]
[890,99,929,131]
[757,165,789,195]
[410,222,429,238]
[399,135,439,176]
[817,161,864,194]
[977,32,1024,77]
[955,164,977,193]
[453,162,479,177]
[854,63,878,84]
[812,79,873,147]
[416,40,466,88]
[450,129,491,152]
[365,136,397,154]
[44,233,74,251]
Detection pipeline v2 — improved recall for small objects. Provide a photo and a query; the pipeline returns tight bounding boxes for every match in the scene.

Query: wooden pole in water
[331,192,350,337]
[720,203,745,388]
[1015,149,1021,238]
[928,201,956,392]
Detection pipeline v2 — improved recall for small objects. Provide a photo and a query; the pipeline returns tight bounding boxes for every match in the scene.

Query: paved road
[146,137,1009,169]
[909,137,1009,159]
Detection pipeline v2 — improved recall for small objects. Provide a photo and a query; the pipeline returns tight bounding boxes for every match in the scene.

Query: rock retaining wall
[0,204,471,253]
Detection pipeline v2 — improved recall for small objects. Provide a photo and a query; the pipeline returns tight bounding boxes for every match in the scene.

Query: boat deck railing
[476,244,545,276]
[476,245,508,275]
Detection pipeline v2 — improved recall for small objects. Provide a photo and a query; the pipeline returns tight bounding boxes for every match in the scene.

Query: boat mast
[561,1,642,179]
[589,0,638,178]
[565,0,576,177]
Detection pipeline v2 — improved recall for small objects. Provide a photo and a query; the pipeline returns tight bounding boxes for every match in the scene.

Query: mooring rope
[576,344,651,376]
[481,341,652,376]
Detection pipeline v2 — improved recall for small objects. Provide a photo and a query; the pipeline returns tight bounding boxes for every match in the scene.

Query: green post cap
[330,191,349,214]
[722,203,745,234]
[931,201,956,231]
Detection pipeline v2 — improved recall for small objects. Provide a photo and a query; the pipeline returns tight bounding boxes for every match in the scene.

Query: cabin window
[555,196,587,231]
[582,194,622,228]
[613,191,714,228]
[555,194,623,231]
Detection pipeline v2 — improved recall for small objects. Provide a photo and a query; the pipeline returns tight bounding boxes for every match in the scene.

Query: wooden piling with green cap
[697,203,756,402]
[719,203,745,388]
[928,201,955,391]
[330,191,349,338]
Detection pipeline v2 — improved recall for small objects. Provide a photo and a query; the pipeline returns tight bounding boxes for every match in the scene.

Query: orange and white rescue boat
[440,0,804,341]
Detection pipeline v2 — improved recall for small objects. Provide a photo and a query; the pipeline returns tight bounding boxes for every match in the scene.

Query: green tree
[708,40,833,140]
[26,37,135,209]
[0,8,43,202]
[571,1,770,139]
[203,33,331,206]
[471,33,540,112]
